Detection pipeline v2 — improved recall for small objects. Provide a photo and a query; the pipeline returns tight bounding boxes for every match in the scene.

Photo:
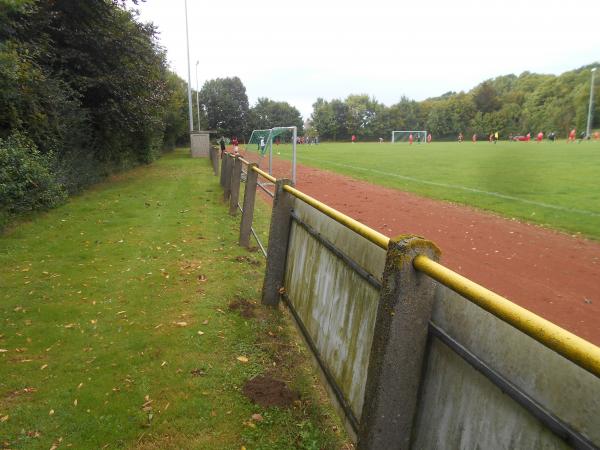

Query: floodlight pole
[586,67,597,138]
[195,60,201,132]
[292,126,297,184]
[184,0,194,134]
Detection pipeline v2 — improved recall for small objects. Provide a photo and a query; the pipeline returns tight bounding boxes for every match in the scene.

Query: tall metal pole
[586,68,597,138]
[184,0,194,134]
[195,60,201,132]
[292,126,297,184]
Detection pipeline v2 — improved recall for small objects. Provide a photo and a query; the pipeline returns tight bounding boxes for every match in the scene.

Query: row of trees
[0,0,191,227]
[197,77,303,139]
[308,67,599,141]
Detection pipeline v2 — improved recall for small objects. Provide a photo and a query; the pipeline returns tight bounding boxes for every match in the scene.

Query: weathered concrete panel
[284,201,385,420]
[412,283,600,448]
[190,132,210,158]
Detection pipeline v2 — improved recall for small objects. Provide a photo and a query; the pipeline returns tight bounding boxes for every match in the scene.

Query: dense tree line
[197,77,303,140]
[309,66,599,141]
[0,0,190,227]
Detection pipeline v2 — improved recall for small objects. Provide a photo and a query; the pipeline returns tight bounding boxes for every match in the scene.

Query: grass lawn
[268,140,600,240]
[0,149,349,449]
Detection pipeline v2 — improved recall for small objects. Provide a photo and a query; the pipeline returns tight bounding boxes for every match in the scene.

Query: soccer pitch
[271,140,600,240]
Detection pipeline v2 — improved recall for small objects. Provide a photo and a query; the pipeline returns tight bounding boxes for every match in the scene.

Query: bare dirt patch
[242,375,299,408]
[228,298,256,318]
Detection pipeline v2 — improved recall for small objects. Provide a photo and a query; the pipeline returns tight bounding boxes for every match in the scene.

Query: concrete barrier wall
[411,283,600,448]
[284,201,386,420]
[221,169,599,448]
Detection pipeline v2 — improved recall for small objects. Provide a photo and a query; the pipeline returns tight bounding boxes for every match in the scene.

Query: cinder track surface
[243,152,600,345]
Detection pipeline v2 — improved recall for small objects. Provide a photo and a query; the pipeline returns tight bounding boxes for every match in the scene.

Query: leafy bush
[0,132,66,218]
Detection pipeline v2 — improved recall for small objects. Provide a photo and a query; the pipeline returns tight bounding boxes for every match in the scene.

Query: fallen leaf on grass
[251,413,263,422]
[49,409,54,416]
[49,437,63,450]
[64,323,77,329]
[197,274,207,282]
[161,361,167,367]
[190,368,206,377]
[202,320,209,325]
[174,322,188,327]
[40,364,48,370]
[0,349,7,353]
[73,399,78,406]
[0,415,8,422]
[236,356,249,363]
[197,331,204,336]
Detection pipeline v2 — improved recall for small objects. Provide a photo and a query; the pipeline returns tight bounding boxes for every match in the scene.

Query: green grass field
[0,149,348,449]
[269,140,600,240]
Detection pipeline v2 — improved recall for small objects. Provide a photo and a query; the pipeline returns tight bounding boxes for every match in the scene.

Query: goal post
[391,130,428,143]
[247,126,298,183]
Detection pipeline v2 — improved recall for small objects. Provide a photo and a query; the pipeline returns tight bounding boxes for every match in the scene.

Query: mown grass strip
[0,149,349,449]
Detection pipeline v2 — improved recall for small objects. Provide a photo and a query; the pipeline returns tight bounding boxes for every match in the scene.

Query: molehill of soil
[228,298,256,318]
[242,375,300,408]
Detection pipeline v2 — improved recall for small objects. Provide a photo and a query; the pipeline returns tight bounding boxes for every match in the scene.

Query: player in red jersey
[537,131,544,143]
[409,133,414,145]
[568,128,576,143]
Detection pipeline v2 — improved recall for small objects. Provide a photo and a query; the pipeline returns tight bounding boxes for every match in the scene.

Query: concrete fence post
[223,154,233,202]
[210,147,219,176]
[229,157,242,216]
[239,163,258,247]
[358,235,441,450]
[219,152,227,188]
[261,179,294,307]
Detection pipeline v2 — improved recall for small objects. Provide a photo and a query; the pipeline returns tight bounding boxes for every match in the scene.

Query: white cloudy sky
[136,0,599,118]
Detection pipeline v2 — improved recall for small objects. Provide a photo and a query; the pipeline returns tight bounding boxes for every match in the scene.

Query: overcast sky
[136,0,599,119]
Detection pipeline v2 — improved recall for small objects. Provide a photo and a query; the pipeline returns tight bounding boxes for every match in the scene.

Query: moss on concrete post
[223,154,233,202]
[219,152,227,188]
[229,157,242,216]
[239,163,258,248]
[261,179,294,307]
[210,147,219,176]
[358,235,441,450]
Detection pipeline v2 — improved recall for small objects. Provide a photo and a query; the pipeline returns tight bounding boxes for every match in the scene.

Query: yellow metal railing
[413,255,600,378]
[238,156,277,183]
[282,185,390,250]
[232,154,600,378]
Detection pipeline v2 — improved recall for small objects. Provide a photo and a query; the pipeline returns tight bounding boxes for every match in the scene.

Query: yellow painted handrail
[283,184,390,250]
[252,167,276,183]
[236,157,276,183]
[413,254,600,378]
[228,160,600,377]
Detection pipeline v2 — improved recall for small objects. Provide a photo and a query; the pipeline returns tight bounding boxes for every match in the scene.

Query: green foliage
[310,64,599,141]
[200,76,249,138]
[0,132,66,220]
[247,97,304,134]
[0,0,189,223]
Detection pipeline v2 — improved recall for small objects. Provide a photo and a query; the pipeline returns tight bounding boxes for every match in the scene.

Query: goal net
[391,130,427,143]
[245,126,298,183]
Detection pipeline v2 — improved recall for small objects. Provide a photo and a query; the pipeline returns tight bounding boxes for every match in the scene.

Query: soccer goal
[391,130,428,143]
[247,126,298,183]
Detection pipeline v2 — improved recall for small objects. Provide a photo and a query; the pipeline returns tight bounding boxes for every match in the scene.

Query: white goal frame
[247,126,298,183]
[391,130,428,143]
